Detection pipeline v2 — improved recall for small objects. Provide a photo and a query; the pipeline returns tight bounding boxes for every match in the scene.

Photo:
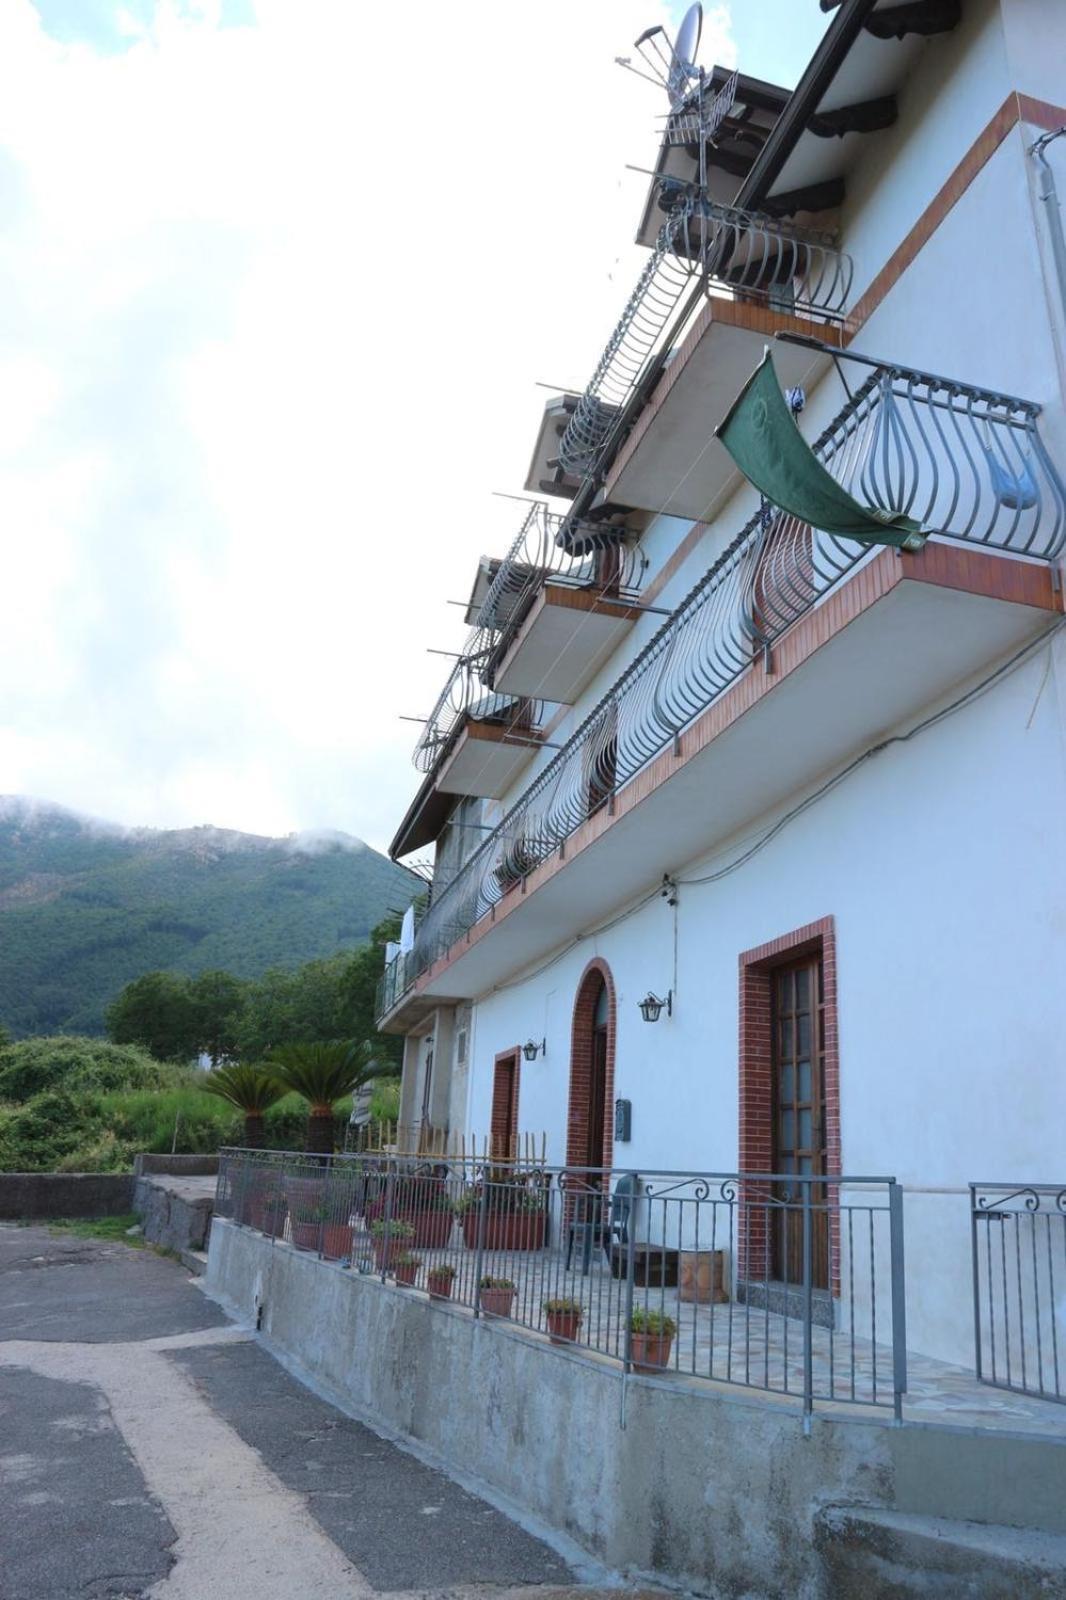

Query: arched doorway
[567,960,616,1174]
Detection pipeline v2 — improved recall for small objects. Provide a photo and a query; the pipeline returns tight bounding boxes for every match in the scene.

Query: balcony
[524,393,582,500]
[490,581,643,705]
[553,196,850,520]
[379,348,1065,1028]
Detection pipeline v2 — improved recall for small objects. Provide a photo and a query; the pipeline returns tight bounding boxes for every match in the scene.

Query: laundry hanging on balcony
[715,351,927,551]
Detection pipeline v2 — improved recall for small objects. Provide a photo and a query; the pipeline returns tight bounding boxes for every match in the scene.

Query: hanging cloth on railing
[979,420,1039,511]
[715,351,927,551]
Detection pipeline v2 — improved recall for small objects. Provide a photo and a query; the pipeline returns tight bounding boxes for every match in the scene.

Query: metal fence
[217,1150,907,1420]
[971,1182,1066,1405]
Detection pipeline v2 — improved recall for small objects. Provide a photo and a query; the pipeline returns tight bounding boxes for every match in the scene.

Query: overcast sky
[0,0,826,851]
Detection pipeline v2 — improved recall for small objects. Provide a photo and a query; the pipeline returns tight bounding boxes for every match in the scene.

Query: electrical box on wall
[614,1098,632,1143]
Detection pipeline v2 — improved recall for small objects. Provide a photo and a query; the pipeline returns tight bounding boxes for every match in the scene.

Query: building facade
[376,0,1066,1372]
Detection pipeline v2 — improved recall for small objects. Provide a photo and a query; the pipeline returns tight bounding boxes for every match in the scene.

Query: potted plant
[426,1263,456,1300]
[398,1171,454,1247]
[393,1252,421,1288]
[289,1201,324,1253]
[371,1217,414,1270]
[321,1209,354,1262]
[628,1307,677,1373]
[458,1171,548,1252]
[479,1276,516,1318]
[543,1297,584,1345]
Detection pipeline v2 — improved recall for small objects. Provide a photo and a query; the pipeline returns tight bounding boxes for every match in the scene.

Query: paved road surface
[0,1223,633,1600]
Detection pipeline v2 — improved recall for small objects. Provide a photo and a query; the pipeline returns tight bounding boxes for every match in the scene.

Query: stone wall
[0,1173,135,1220]
[133,1154,220,1178]
[133,1175,214,1254]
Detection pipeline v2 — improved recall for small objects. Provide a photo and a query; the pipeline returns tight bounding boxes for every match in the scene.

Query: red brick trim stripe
[738,917,840,1295]
[566,959,616,1174]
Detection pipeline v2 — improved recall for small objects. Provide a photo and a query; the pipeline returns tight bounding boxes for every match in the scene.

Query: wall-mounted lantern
[522,1037,546,1062]
[638,990,672,1023]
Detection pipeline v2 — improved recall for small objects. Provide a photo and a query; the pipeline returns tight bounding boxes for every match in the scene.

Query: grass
[47,1213,145,1245]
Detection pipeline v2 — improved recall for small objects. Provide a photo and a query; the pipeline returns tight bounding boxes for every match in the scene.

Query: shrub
[543,1297,583,1316]
[479,1275,515,1290]
[0,1036,172,1103]
[370,1219,414,1239]
[629,1307,676,1337]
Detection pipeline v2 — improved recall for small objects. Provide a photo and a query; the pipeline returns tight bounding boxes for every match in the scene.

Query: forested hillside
[0,799,418,1036]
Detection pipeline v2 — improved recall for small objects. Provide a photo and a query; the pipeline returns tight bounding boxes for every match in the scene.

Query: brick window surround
[490,1049,520,1160]
[738,917,840,1293]
[566,958,617,1174]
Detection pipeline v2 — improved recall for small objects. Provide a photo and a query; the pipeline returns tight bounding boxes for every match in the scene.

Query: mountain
[0,798,419,1037]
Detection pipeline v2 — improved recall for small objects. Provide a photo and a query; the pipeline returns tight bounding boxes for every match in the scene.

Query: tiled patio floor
[271,1216,1066,1439]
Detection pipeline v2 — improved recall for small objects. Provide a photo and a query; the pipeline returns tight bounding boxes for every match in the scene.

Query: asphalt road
[0,1223,616,1600]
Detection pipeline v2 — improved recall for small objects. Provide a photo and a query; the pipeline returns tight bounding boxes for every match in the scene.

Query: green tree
[106,971,199,1062]
[0,1036,169,1103]
[336,914,404,1072]
[201,1064,287,1148]
[234,955,349,1059]
[189,970,247,1065]
[268,1039,378,1154]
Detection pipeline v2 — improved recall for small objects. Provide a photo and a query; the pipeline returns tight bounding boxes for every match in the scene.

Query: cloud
[0,0,736,849]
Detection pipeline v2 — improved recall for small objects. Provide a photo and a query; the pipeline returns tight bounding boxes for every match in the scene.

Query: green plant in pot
[478,1275,516,1319]
[459,1169,548,1252]
[543,1296,584,1345]
[426,1262,456,1300]
[628,1307,677,1373]
[392,1252,421,1288]
[370,1217,414,1270]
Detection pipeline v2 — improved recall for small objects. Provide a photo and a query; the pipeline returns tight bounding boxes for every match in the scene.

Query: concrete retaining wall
[0,1172,135,1220]
[206,1220,1066,1597]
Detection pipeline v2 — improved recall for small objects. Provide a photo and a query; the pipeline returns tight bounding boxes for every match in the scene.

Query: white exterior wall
[462,641,1066,1363]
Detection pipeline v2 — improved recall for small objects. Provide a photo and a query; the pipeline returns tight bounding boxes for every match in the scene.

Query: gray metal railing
[557,197,852,482]
[380,350,1065,1020]
[216,1149,907,1420]
[971,1182,1066,1405]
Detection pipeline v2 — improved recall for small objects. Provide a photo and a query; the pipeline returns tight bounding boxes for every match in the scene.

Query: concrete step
[179,1248,208,1277]
[815,1505,1066,1598]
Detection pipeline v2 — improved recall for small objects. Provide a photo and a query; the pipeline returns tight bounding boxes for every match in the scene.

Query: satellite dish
[668,3,702,108]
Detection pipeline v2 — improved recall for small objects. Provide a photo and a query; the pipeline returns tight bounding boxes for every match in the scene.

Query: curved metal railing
[380,354,1065,1014]
[412,624,545,775]
[474,501,644,635]
[557,197,853,481]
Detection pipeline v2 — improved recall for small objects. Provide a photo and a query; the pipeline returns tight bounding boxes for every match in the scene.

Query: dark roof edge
[388,771,455,861]
[734,0,881,209]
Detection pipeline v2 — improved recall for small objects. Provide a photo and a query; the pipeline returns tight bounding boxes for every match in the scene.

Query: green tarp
[715,350,926,551]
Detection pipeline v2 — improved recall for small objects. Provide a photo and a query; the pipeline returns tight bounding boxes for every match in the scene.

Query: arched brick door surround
[566,958,617,1173]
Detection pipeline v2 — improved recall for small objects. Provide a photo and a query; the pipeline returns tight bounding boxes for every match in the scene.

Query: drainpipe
[1030,127,1066,328]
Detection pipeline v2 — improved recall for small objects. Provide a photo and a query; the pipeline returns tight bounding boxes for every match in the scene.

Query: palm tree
[202,1063,287,1149]
[268,1039,377,1154]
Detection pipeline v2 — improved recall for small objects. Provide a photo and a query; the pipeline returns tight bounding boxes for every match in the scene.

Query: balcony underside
[602,299,841,522]
[524,393,582,500]
[492,583,642,705]
[380,544,1058,1031]
[435,718,541,800]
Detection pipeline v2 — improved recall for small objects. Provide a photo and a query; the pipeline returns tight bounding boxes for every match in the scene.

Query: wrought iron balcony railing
[378,350,1065,1020]
[473,500,644,636]
[413,501,645,775]
[557,196,853,483]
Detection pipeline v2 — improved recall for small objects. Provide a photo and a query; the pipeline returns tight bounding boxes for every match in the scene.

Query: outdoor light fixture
[522,1038,546,1062]
[638,990,672,1023]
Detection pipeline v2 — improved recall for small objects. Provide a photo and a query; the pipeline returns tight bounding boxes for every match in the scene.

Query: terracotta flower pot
[427,1271,455,1300]
[403,1209,454,1249]
[479,1287,516,1319]
[291,1221,320,1252]
[321,1222,353,1261]
[629,1333,674,1374]
[546,1310,583,1346]
[461,1210,546,1252]
[372,1235,411,1270]
[394,1260,419,1287]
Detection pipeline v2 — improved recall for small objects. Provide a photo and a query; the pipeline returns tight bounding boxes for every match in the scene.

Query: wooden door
[771,956,828,1288]
[586,980,609,1169]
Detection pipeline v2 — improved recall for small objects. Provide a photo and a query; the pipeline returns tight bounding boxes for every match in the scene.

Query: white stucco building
[375,0,1066,1374]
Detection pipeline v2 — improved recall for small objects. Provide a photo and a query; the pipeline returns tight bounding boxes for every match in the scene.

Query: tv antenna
[617,5,739,199]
